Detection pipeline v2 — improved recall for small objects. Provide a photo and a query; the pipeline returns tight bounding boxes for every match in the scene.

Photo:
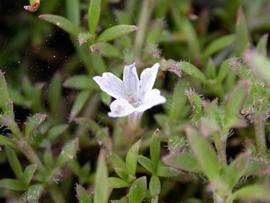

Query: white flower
[93,63,166,119]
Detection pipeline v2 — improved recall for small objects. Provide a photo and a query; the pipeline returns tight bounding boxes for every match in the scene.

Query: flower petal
[93,72,124,99]
[136,89,166,112]
[140,63,159,95]
[108,99,136,117]
[123,63,139,102]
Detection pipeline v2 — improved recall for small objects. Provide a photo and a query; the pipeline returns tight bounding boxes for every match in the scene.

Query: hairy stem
[254,121,267,158]
[214,134,227,165]
[133,0,155,63]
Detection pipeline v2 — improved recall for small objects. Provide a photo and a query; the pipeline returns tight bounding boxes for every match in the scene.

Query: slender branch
[133,0,155,63]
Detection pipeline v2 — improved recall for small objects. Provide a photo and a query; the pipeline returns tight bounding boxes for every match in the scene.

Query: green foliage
[2,0,270,202]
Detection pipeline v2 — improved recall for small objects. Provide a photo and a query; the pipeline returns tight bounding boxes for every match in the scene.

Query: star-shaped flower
[93,63,166,119]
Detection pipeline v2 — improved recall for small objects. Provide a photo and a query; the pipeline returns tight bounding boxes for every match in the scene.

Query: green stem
[133,0,155,63]
[254,121,267,158]
[17,141,66,203]
[214,135,227,165]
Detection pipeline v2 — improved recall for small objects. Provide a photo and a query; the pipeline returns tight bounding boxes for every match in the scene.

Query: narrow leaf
[25,113,47,138]
[90,42,121,58]
[186,127,220,180]
[76,184,92,203]
[69,90,91,121]
[5,147,23,179]
[125,139,141,176]
[22,164,37,186]
[94,150,109,203]
[109,177,129,188]
[0,179,26,191]
[204,34,235,59]
[39,14,81,36]
[226,185,270,203]
[128,177,147,203]
[88,0,101,33]
[179,62,207,84]
[150,130,161,173]
[157,165,180,177]
[66,0,80,26]
[97,25,137,42]
[163,152,201,173]
[149,175,161,197]
[64,75,95,90]
[235,8,250,55]
[57,138,79,167]
[256,34,268,56]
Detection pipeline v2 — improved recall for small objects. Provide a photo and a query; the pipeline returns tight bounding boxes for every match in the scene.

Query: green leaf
[169,82,187,120]
[171,9,200,59]
[90,42,121,58]
[179,62,207,84]
[149,175,161,197]
[256,34,268,56]
[88,0,101,33]
[78,32,96,45]
[217,59,230,83]
[64,75,95,90]
[66,0,80,26]
[224,82,247,129]
[0,70,13,116]
[186,89,203,121]
[128,177,147,203]
[244,50,270,83]
[206,59,216,79]
[57,138,79,167]
[20,184,44,202]
[48,73,62,114]
[157,165,180,177]
[25,113,47,138]
[94,150,109,203]
[97,25,137,42]
[163,152,201,173]
[39,14,81,36]
[48,124,68,141]
[110,153,128,180]
[150,130,161,173]
[0,135,15,147]
[76,184,92,203]
[186,127,220,180]
[109,177,129,188]
[125,139,141,176]
[22,164,37,186]
[235,8,250,55]
[69,90,91,121]
[203,34,235,59]
[0,179,26,191]
[5,147,23,179]
[226,185,270,203]
[138,155,153,173]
